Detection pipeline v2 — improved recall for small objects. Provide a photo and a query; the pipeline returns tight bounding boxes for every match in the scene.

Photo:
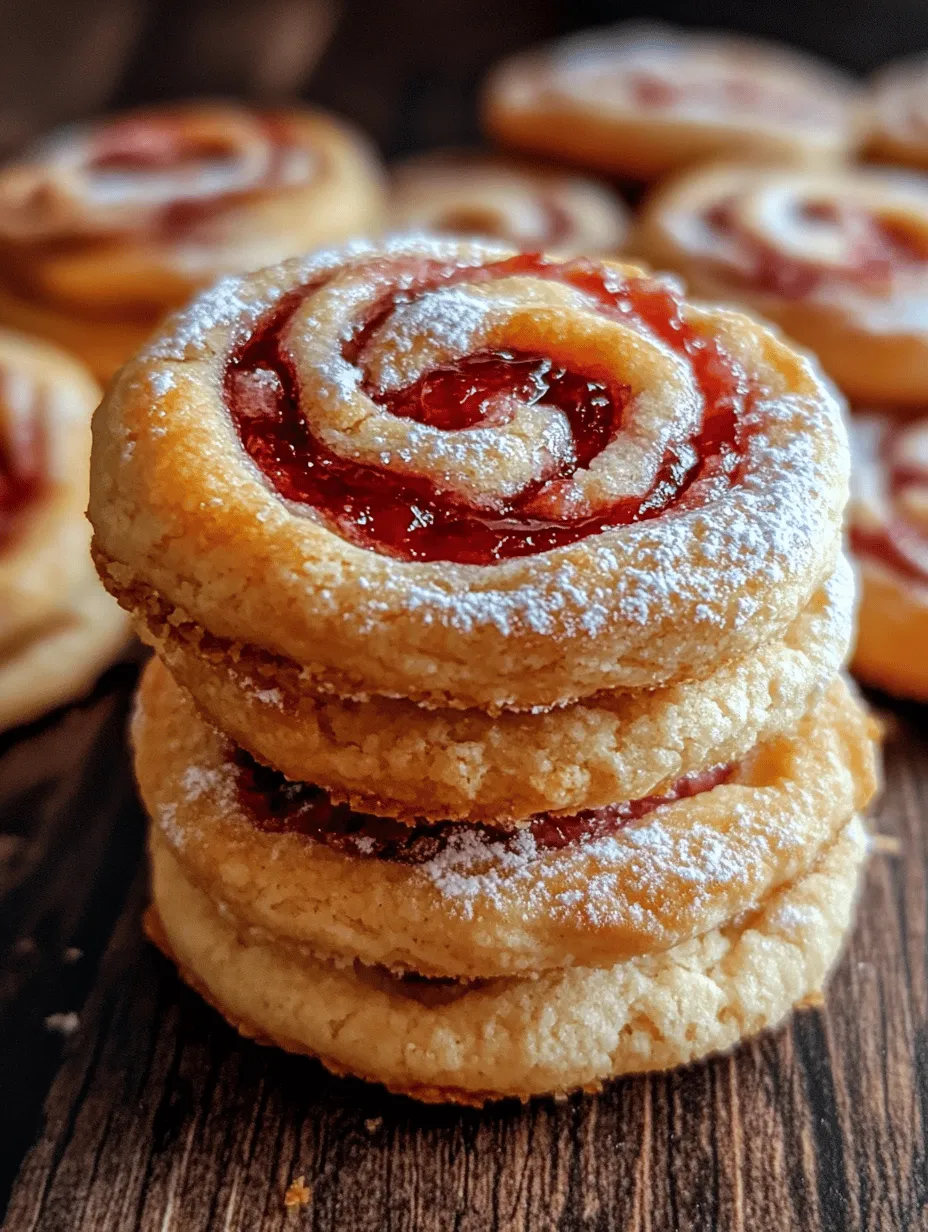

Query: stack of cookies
[89,236,877,1103]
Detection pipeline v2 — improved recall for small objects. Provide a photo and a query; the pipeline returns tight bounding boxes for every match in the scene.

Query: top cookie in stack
[89,236,877,1103]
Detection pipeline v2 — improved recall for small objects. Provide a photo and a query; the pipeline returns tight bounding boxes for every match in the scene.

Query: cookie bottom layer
[0,579,131,732]
[149,817,866,1105]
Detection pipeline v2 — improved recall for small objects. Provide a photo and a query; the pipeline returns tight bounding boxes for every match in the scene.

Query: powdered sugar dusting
[415,789,808,932]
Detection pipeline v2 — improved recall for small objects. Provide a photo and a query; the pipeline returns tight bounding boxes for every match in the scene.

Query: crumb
[12,936,36,957]
[284,1176,312,1210]
[795,991,826,1010]
[871,833,902,856]
[45,1011,80,1035]
[364,1117,382,1133]
[63,947,83,964]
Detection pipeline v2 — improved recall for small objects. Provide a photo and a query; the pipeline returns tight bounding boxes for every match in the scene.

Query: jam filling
[705,198,928,298]
[83,110,303,239]
[227,254,750,563]
[235,750,734,864]
[0,392,43,548]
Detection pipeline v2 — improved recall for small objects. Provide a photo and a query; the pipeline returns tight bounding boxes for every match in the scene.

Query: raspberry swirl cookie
[0,330,128,731]
[137,660,875,981]
[483,24,858,182]
[389,151,628,256]
[866,54,928,172]
[136,658,875,1100]
[634,165,928,407]
[90,236,848,717]
[92,236,876,1102]
[0,101,385,381]
[849,412,928,699]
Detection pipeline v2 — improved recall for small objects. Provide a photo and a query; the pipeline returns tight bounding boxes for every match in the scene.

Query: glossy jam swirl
[227,254,750,563]
[705,198,928,298]
[235,750,734,863]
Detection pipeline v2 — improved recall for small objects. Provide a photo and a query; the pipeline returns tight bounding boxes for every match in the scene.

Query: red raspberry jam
[0,404,43,548]
[226,254,750,563]
[705,198,928,298]
[234,750,734,864]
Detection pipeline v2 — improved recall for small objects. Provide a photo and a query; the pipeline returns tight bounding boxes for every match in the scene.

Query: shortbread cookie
[389,151,628,255]
[483,24,858,180]
[848,412,928,699]
[0,328,128,731]
[151,558,853,821]
[634,163,928,408]
[0,102,385,380]
[134,660,876,979]
[90,236,848,712]
[866,53,928,172]
[148,815,867,1104]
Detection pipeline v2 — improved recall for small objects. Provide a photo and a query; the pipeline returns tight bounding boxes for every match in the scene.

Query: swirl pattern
[91,236,847,710]
[0,102,386,381]
[389,151,628,255]
[634,165,928,406]
[0,105,315,244]
[850,415,928,582]
[227,250,748,563]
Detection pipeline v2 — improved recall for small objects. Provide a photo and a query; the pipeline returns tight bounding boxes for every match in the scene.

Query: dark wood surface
[0,660,924,1232]
[1,3,928,1227]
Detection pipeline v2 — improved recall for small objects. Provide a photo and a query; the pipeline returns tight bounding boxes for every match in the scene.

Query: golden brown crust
[144,559,854,822]
[133,659,877,979]
[0,329,101,645]
[148,816,867,1104]
[632,163,928,408]
[0,102,386,381]
[90,236,848,711]
[483,24,858,181]
[389,150,628,255]
[0,328,130,728]
[0,575,130,732]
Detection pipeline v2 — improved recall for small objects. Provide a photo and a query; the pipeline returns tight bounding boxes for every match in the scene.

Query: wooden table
[0,660,924,1231]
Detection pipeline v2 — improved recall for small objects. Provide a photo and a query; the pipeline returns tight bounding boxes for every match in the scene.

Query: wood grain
[0,4,927,1226]
[0,675,923,1232]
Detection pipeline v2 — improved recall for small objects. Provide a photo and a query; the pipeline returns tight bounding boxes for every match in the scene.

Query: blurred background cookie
[389,150,628,254]
[633,163,928,408]
[0,100,386,381]
[482,24,859,180]
[0,329,128,731]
